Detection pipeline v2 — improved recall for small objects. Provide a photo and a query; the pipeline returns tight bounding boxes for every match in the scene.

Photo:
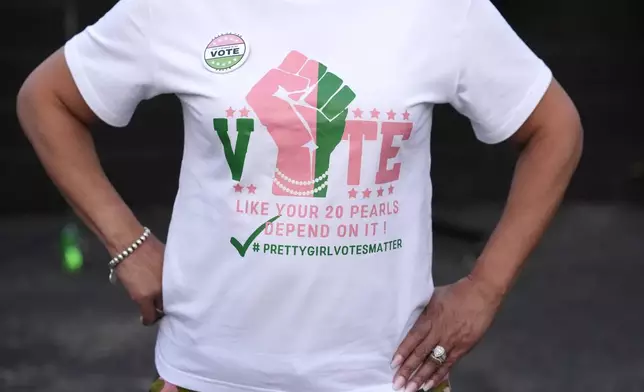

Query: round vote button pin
[203,33,249,74]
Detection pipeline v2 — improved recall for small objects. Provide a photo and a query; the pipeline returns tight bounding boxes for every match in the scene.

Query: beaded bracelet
[108,227,151,284]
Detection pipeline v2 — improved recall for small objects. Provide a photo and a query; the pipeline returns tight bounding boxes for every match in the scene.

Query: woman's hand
[115,234,166,326]
[391,275,504,391]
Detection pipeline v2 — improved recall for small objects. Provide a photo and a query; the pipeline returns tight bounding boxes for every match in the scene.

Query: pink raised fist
[247,51,355,198]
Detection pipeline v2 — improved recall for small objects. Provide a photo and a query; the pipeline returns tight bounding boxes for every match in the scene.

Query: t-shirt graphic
[214,51,411,258]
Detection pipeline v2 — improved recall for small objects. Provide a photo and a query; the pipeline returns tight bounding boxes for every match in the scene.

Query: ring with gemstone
[429,345,447,365]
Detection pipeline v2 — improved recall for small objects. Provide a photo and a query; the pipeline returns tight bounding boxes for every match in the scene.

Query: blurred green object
[61,223,83,273]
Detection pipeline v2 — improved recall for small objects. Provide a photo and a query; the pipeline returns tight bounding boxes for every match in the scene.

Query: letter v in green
[213,118,254,181]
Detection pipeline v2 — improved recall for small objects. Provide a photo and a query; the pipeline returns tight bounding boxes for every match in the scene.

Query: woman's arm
[392,79,583,391]
[471,78,583,296]
[17,49,165,325]
[18,49,141,252]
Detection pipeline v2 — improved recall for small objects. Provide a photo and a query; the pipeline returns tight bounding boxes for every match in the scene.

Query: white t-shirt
[65,0,551,391]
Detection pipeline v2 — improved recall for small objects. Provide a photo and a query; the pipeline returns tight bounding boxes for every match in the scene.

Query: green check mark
[230,215,281,257]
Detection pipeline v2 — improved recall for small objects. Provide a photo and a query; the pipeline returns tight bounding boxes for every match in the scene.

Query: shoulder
[427,0,472,20]
[404,0,472,40]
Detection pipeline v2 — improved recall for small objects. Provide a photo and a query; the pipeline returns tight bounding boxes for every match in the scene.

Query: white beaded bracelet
[108,227,151,284]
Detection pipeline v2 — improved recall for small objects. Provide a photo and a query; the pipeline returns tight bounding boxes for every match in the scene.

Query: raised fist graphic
[246,51,356,198]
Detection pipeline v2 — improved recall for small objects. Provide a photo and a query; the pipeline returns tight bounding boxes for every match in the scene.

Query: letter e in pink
[375,122,412,184]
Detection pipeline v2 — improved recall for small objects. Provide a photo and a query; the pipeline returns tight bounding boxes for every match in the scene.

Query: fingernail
[391,354,403,369]
[421,380,435,391]
[404,382,418,392]
[393,376,406,390]
[140,316,154,327]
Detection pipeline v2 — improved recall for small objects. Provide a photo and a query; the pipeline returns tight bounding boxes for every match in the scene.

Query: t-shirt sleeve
[449,0,553,144]
[64,0,158,127]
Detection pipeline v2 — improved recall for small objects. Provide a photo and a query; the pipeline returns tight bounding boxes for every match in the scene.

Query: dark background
[1,0,643,391]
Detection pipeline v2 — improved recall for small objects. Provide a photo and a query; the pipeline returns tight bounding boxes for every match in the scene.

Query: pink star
[362,188,372,198]
[402,110,411,121]
[387,110,396,120]
[233,183,244,193]
[247,184,257,194]
[239,107,251,117]
[348,188,358,199]
[352,108,364,118]
[388,184,395,195]
[225,107,235,118]
[370,108,380,119]
[377,187,384,197]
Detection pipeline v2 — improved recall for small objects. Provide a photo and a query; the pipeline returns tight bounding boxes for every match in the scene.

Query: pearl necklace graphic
[273,168,329,196]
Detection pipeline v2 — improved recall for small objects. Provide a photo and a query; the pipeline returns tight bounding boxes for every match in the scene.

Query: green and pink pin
[203,33,249,73]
